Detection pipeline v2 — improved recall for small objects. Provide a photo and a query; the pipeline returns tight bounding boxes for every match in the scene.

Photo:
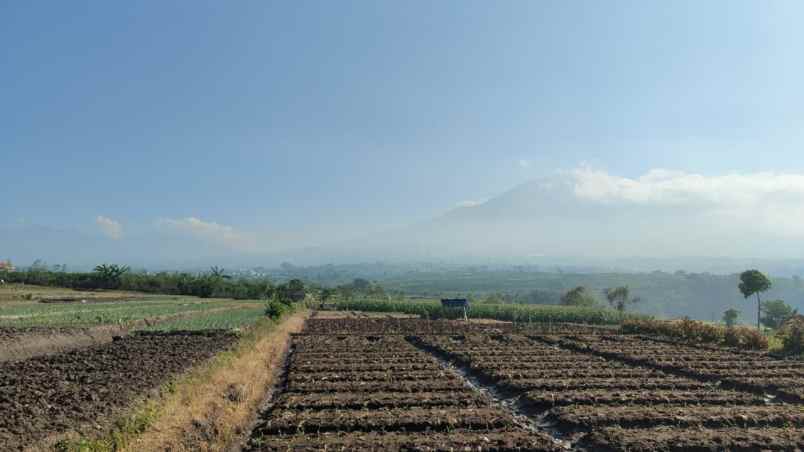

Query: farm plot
[245,332,560,451]
[301,317,515,335]
[552,334,804,404]
[408,330,804,451]
[409,334,712,401]
[0,330,237,450]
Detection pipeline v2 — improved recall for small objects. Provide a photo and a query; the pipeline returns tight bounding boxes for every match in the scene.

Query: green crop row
[335,299,645,325]
[139,306,268,332]
[0,299,245,328]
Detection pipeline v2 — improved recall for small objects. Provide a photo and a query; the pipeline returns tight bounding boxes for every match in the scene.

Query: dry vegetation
[125,311,308,451]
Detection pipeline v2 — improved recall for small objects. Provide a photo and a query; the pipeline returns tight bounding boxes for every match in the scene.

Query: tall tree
[93,264,130,289]
[738,269,772,331]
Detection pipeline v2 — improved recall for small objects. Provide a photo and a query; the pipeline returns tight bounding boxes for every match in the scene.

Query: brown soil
[0,325,129,363]
[0,330,237,451]
[0,305,248,363]
[301,317,516,335]
[36,296,143,304]
[582,426,804,451]
[252,430,561,451]
[525,389,766,408]
[244,324,560,451]
[552,405,804,429]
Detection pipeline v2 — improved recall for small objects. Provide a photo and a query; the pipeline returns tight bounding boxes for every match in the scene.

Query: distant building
[0,260,15,272]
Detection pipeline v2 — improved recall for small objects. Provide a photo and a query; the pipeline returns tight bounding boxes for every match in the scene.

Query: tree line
[556,269,799,332]
[1,264,306,302]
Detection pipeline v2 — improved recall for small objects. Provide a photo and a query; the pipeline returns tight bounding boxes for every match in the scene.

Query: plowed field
[244,318,803,451]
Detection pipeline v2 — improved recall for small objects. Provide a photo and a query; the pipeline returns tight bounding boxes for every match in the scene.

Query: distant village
[0,260,16,272]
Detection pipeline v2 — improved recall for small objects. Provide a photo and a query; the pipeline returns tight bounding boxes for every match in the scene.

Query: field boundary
[123,310,309,452]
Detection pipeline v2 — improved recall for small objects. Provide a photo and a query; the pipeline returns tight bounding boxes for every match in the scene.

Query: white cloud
[456,199,486,208]
[96,216,123,240]
[157,217,256,250]
[569,167,804,241]
[518,159,530,168]
[571,167,804,207]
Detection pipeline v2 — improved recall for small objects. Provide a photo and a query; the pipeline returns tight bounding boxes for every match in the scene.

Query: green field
[0,284,267,330]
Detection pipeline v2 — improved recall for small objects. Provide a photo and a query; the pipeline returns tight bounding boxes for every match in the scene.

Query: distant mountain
[5,172,804,275]
[300,173,804,273]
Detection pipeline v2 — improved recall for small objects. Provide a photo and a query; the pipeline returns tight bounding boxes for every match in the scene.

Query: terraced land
[246,318,804,451]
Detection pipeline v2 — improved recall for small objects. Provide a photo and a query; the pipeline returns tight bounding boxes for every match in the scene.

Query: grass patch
[139,306,267,331]
[0,296,256,328]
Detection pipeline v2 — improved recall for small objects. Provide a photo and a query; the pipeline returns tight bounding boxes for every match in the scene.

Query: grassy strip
[336,298,645,325]
[49,309,308,452]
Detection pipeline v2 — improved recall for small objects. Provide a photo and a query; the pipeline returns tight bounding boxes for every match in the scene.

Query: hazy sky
[3,1,804,260]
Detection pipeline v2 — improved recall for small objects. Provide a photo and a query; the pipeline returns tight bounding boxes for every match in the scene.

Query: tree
[209,266,231,279]
[320,287,334,302]
[351,278,371,291]
[603,286,641,312]
[738,269,772,331]
[722,308,740,327]
[761,300,797,329]
[93,264,130,289]
[560,286,598,307]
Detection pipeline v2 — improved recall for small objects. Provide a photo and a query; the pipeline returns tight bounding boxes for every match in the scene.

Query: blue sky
[3,1,804,262]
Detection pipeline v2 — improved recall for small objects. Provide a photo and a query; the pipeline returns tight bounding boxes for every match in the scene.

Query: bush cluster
[622,318,768,351]
[778,315,804,356]
[264,300,290,320]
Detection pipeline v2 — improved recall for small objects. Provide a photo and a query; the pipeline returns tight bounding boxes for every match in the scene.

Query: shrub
[723,326,768,351]
[778,315,804,356]
[623,318,768,351]
[264,300,288,320]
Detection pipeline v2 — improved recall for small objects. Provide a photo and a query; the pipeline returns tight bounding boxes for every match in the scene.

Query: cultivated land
[1,285,803,451]
[0,284,285,450]
[247,315,804,451]
[0,284,266,362]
